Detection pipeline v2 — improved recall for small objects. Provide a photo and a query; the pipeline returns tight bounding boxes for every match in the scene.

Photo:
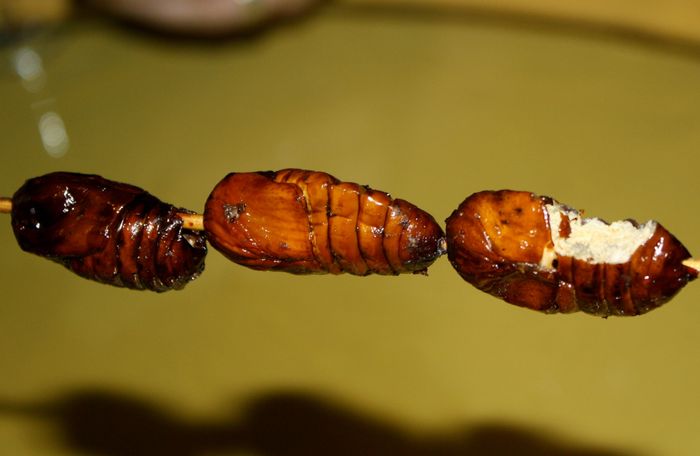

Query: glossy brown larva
[445,190,697,316]
[4,172,698,314]
[10,172,207,292]
[204,169,446,275]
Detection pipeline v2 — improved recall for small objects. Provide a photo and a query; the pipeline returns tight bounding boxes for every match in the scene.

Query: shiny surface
[1,5,700,456]
[204,169,445,274]
[87,0,319,35]
[11,172,207,291]
[446,190,697,316]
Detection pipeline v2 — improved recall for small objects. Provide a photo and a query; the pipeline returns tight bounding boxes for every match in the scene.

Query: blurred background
[1,0,700,455]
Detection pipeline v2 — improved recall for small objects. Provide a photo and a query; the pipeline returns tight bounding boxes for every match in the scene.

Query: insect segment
[445,190,697,316]
[10,172,207,291]
[203,169,446,275]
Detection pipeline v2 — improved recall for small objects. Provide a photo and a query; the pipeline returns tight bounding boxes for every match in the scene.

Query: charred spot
[370,226,384,237]
[223,202,246,224]
[559,214,572,238]
[552,259,559,268]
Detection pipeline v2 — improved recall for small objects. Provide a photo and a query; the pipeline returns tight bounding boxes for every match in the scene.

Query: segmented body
[204,169,445,275]
[445,190,697,316]
[11,172,207,291]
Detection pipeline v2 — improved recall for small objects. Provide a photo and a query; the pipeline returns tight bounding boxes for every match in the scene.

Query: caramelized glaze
[204,169,445,275]
[11,172,207,291]
[446,190,697,316]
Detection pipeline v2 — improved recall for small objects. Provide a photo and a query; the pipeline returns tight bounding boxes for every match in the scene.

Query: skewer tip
[683,258,700,272]
[0,197,12,214]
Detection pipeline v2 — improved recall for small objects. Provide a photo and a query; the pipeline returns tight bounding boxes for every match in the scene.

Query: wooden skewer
[683,259,700,272]
[179,213,204,231]
[2,194,699,263]
[0,196,205,231]
[0,197,11,214]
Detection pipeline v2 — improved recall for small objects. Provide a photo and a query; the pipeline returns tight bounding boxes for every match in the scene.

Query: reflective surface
[204,169,444,274]
[1,5,700,455]
[10,172,207,291]
[445,190,696,316]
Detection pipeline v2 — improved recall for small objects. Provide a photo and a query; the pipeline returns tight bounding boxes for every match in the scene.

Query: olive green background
[1,3,700,455]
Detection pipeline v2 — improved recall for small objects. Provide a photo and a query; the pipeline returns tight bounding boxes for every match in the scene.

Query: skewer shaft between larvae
[0,196,205,231]
[0,197,11,214]
[1,194,699,260]
[179,213,204,231]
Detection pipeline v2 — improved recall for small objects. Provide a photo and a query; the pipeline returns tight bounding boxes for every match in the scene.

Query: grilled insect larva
[204,169,446,275]
[445,190,697,316]
[10,172,207,291]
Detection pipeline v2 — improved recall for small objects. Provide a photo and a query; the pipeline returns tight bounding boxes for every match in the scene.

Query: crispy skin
[204,169,445,275]
[446,190,697,316]
[11,172,207,291]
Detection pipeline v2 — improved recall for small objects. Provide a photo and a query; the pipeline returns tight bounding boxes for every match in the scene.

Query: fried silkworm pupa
[204,169,445,275]
[10,172,207,291]
[446,190,697,316]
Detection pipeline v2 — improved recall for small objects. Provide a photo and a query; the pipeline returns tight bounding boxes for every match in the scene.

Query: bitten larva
[11,172,207,291]
[445,190,697,316]
[203,169,446,275]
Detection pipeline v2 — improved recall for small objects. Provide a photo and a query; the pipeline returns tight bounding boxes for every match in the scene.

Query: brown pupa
[11,172,207,291]
[204,169,445,275]
[446,190,697,316]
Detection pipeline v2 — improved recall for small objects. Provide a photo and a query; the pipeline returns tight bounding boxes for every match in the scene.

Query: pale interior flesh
[539,202,657,269]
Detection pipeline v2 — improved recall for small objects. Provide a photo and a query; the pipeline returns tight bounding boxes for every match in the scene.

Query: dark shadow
[68,0,332,45]
[331,2,700,60]
[0,388,640,456]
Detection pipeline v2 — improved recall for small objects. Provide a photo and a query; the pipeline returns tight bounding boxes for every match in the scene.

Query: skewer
[0,197,11,214]
[2,193,699,268]
[179,213,204,231]
[683,259,700,272]
[0,196,205,231]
